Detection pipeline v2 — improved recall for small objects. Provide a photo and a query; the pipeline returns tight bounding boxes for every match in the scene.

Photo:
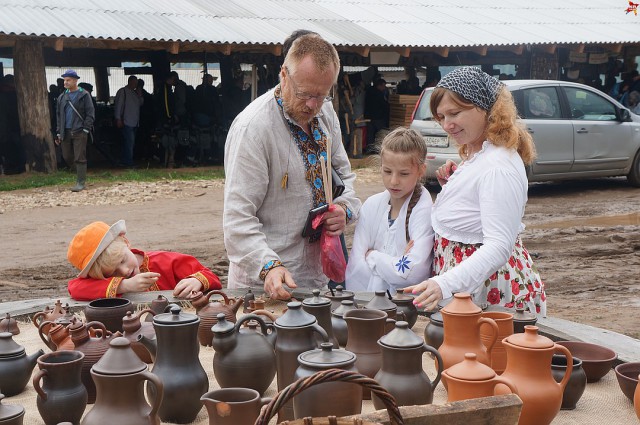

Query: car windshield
[414,90,434,121]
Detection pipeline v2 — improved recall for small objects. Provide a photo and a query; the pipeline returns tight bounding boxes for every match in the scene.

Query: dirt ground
[0,167,638,339]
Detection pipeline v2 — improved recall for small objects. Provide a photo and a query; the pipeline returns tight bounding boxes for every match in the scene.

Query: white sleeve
[433,168,524,298]
[345,200,374,292]
[366,193,435,291]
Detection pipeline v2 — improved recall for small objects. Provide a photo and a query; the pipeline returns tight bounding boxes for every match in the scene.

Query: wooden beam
[610,43,623,54]
[53,38,64,52]
[396,47,411,58]
[345,46,370,57]
[467,46,488,56]
[268,44,282,57]
[572,44,585,53]
[540,44,556,54]
[168,42,179,55]
[498,45,524,55]
[217,44,232,56]
[432,47,449,57]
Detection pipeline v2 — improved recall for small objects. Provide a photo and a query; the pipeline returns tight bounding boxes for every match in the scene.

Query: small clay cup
[551,354,586,410]
[201,388,271,425]
[614,362,640,401]
[84,298,133,333]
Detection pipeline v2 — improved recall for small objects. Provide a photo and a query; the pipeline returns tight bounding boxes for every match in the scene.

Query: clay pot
[498,326,573,425]
[68,319,114,404]
[364,291,398,321]
[331,300,357,347]
[84,298,133,333]
[122,309,156,363]
[423,311,444,350]
[635,373,640,420]
[302,289,339,348]
[372,321,442,409]
[439,293,498,372]
[39,321,74,352]
[242,289,255,314]
[274,301,329,421]
[0,314,19,335]
[190,290,243,346]
[83,337,163,425]
[343,308,390,400]
[512,306,537,333]
[0,332,44,396]
[323,285,356,311]
[33,350,88,425]
[201,388,270,425]
[211,313,276,396]
[145,295,169,322]
[614,362,640,401]
[391,293,418,328]
[479,311,514,374]
[32,300,66,334]
[442,353,518,402]
[0,393,24,425]
[138,306,208,424]
[54,306,80,327]
[551,354,586,410]
[293,343,361,419]
[555,340,617,383]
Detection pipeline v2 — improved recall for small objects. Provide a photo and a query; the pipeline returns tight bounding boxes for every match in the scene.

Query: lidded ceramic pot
[302,289,338,348]
[323,285,356,311]
[442,353,518,402]
[364,291,398,320]
[0,393,24,425]
[331,300,357,347]
[242,288,256,313]
[53,305,80,327]
[0,314,19,335]
[83,337,163,425]
[372,321,442,410]
[38,321,74,352]
[0,332,44,396]
[32,300,66,334]
[499,326,573,425]
[391,293,418,328]
[293,343,361,419]
[512,306,537,333]
[122,309,156,363]
[190,290,243,346]
[145,295,169,322]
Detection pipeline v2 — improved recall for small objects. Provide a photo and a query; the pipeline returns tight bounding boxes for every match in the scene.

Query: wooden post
[94,66,110,103]
[13,39,56,173]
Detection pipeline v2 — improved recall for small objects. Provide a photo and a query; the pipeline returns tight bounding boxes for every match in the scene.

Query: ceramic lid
[379,321,423,348]
[298,342,356,368]
[122,311,140,330]
[429,311,443,324]
[91,337,147,375]
[513,307,537,322]
[0,393,24,421]
[445,353,496,381]
[332,300,356,317]
[151,294,169,307]
[504,325,553,349]
[243,289,255,301]
[0,332,24,357]
[391,293,414,303]
[302,289,331,307]
[275,302,316,328]
[441,293,482,315]
[365,291,396,311]
[211,313,235,334]
[324,285,354,300]
[153,306,198,325]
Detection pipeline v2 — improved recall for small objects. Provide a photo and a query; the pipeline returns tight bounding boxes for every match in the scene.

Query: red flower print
[526,263,530,268]
[487,288,501,305]
[490,272,498,281]
[454,246,463,264]
[434,239,439,250]
[516,259,524,270]
[523,293,531,302]
[511,280,520,295]
[535,305,541,314]
[541,292,546,302]
[527,284,534,293]
[505,302,514,308]
[534,280,540,289]
[465,247,476,257]
[441,238,449,248]
[523,249,529,259]
[508,257,516,268]
[438,256,444,270]
[504,272,510,280]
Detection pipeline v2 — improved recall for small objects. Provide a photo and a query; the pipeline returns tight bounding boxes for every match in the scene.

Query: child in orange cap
[67,219,221,301]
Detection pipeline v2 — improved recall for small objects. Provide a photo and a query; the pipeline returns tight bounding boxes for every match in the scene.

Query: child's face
[103,247,140,279]
[381,151,425,204]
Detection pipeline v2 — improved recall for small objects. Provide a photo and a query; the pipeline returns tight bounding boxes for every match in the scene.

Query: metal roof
[0,0,638,47]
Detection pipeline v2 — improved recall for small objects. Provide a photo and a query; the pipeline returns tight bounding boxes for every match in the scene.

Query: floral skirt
[434,234,547,317]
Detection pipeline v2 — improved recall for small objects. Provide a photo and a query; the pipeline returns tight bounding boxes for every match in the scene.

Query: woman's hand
[436,160,458,186]
[173,277,204,298]
[403,278,443,311]
[119,272,160,294]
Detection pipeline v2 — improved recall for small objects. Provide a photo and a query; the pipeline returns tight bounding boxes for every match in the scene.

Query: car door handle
[576,128,589,134]
[526,128,534,134]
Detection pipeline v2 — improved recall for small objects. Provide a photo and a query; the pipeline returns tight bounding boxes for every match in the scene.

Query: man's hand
[403,278,443,311]
[436,160,458,187]
[322,205,346,236]
[264,266,297,300]
[173,277,203,299]
[118,272,160,294]
[115,119,124,129]
[54,135,61,146]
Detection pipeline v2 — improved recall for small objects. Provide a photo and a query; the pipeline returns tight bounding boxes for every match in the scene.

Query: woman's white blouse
[431,141,528,299]
[346,186,434,293]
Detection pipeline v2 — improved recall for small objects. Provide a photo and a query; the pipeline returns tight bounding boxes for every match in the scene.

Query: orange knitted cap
[67,220,127,278]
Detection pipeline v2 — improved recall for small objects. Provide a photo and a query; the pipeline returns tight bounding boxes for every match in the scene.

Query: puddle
[529,212,640,229]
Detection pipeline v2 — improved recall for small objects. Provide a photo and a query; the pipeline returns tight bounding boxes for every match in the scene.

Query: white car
[410,80,640,187]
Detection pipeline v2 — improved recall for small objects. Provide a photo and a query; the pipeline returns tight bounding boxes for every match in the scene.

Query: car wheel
[627,150,640,187]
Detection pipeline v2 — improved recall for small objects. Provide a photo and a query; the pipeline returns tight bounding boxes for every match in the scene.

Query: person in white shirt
[405,67,547,317]
[346,127,434,294]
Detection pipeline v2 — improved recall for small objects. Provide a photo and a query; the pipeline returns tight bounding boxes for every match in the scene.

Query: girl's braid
[404,184,422,242]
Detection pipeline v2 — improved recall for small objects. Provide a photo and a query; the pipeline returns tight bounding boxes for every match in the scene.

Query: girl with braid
[346,127,434,293]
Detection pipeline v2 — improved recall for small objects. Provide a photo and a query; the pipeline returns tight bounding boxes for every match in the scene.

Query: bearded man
[223,33,360,299]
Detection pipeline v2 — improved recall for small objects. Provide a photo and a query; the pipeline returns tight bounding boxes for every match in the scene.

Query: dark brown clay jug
[32,300,66,334]
[364,291,398,320]
[122,309,156,363]
[83,337,163,425]
[0,393,24,425]
[0,314,19,335]
[323,285,356,311]
[423,311,444,350]
[442,352,518,402]
[551,354,586,410]
[302,289,338,348]
[372,321,442,409]
[145,294,169,322]
[39,321,74,352]
[138,306,208,424]
[513,306,537,333]
[211,313,276,396]
[391,293,418,328]
[0,332,44,396]
[190,290,243,346]
[331,300,357,347]
[33,350,87,425]
[439,293,498,372]
[83,298,133,333]
[498,326,573,425]
[68,319,114,404]
[274,301,328,421]
[293,343,362,419]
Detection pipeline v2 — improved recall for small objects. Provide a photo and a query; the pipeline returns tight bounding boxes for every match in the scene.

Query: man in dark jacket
[55,69,95,192]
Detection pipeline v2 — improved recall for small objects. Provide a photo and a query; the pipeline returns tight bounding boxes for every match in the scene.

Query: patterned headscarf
[436,66,503,111]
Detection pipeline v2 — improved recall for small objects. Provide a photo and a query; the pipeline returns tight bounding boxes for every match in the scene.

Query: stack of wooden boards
[388,94,420,128]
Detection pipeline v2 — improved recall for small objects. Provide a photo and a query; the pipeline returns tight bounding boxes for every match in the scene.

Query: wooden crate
[388,94,420,128]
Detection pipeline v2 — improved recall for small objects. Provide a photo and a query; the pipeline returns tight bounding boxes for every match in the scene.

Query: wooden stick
[326,139,332,204]
[320,157,331,204]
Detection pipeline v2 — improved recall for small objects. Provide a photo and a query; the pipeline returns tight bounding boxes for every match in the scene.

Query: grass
[0,166,225,192]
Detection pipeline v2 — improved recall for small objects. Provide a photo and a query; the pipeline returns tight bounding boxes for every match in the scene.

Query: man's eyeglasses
[285,67,334,103]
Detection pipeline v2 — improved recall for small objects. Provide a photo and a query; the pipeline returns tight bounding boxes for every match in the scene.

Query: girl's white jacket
[346,186,434,293]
